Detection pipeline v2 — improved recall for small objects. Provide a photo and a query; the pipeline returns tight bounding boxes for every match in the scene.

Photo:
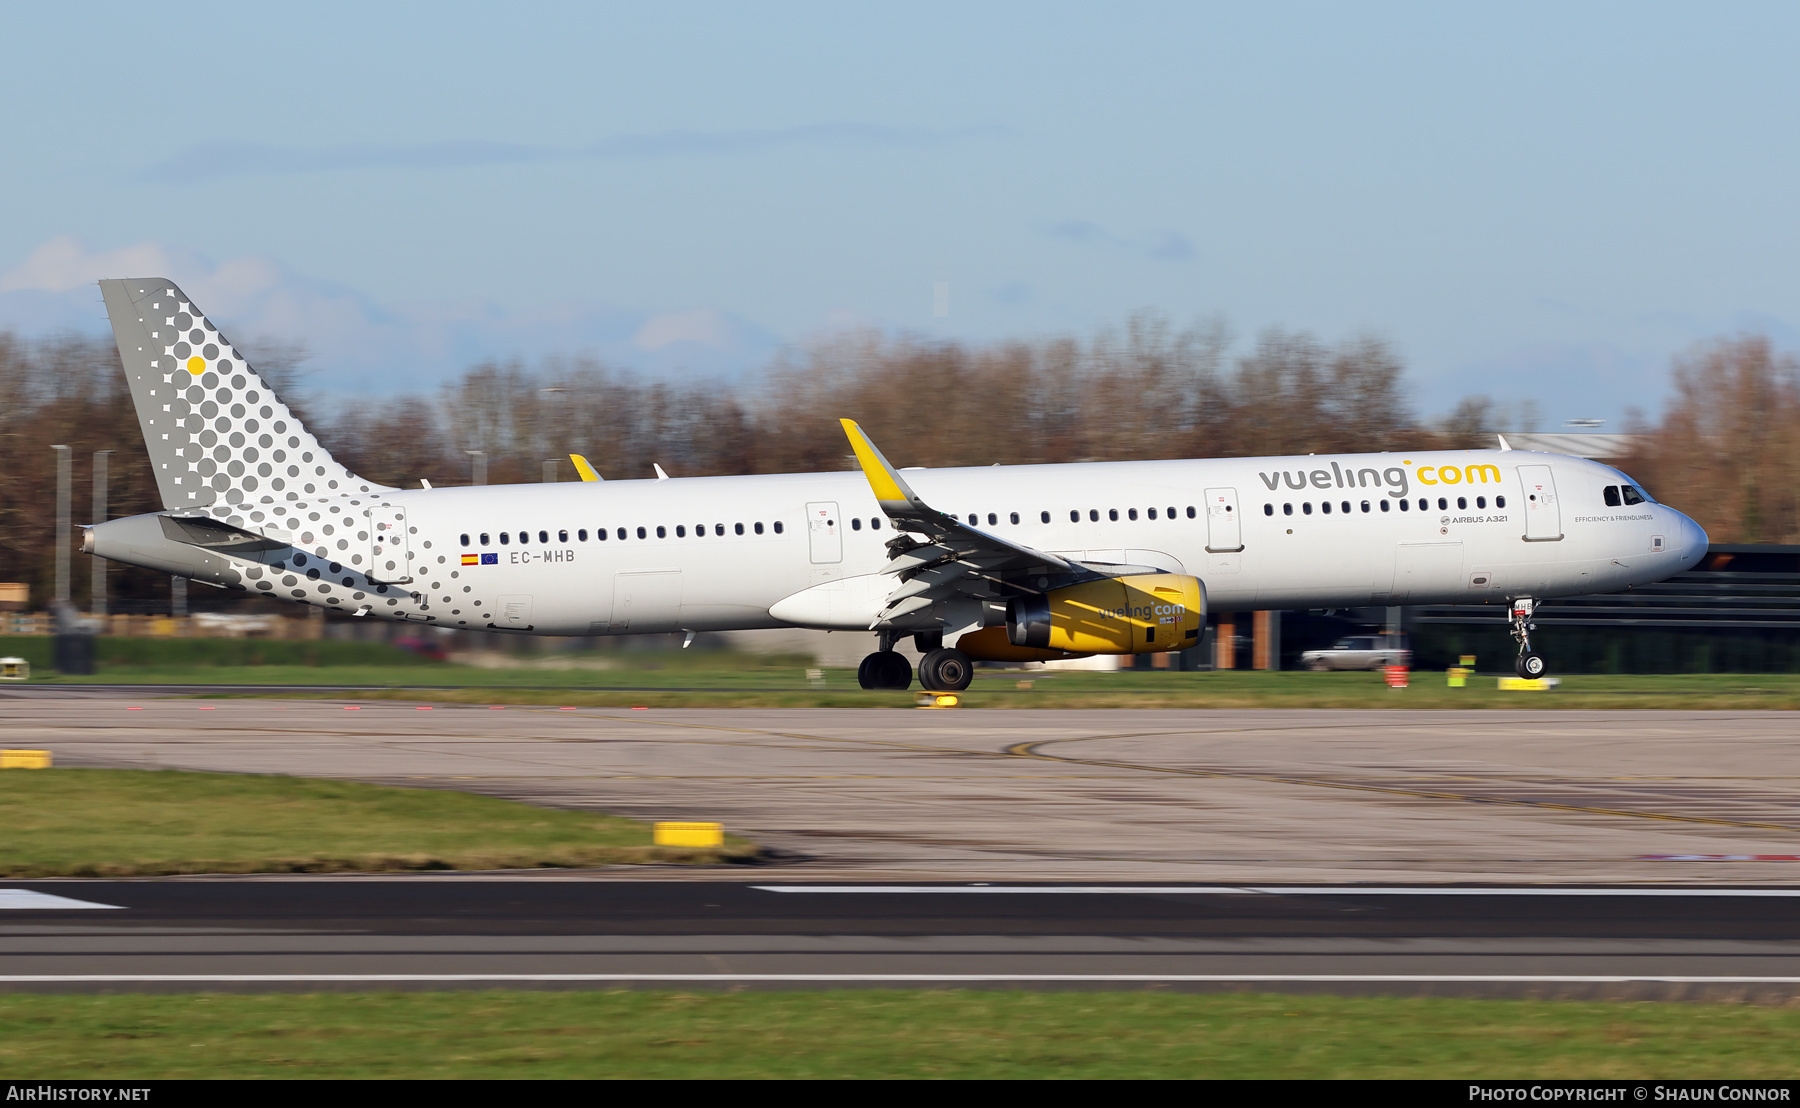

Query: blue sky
[4,2,1798,427]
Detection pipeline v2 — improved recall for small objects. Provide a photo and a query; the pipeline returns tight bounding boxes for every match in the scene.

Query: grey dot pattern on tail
[147,288,382,527]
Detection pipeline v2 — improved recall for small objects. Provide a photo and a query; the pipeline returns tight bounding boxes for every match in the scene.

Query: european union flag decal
[480,552,499,565]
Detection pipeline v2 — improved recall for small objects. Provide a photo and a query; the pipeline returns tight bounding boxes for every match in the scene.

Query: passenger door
[1516,464,1563,541]
[1203,488,1243,553]
[368,504,413,583]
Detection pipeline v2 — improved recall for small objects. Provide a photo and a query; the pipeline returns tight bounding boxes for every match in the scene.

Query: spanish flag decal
[461,554,479,566]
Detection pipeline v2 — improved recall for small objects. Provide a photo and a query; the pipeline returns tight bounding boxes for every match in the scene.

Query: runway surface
[5,689,1800,884]
[3,880,1800,997]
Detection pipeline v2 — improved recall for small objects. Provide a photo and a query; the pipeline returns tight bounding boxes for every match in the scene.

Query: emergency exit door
[806,501,842,563]
[1204,488,1243,552]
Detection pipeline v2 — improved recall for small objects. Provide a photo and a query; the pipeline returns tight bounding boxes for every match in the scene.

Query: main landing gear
[857,650,913,690]
[1509,597,1548,679]
[917,647,974,692]
[856,629,975,692]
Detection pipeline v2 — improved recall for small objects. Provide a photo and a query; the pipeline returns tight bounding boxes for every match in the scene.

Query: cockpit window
[1603,486,1621,507]
[1621,485,1645,506]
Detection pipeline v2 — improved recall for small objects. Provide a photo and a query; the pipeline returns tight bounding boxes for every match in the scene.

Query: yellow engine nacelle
[1005,574,1205,655]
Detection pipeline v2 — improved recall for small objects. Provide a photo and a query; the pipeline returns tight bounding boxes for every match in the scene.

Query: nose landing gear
[1509,597,1548,678]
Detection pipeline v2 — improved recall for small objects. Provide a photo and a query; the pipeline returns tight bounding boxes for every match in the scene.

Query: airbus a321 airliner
[85,278,1707,689]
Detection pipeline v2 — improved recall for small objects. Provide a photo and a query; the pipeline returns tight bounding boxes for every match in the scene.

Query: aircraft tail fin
[98,278,392,516]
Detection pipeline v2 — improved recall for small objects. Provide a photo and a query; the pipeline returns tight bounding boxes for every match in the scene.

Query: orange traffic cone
[1384,665,1409,688]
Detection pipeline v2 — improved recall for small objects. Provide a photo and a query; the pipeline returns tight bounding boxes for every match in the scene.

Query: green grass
[302,668,1800,710]
[2,991,1797,1078]
[0,769,754,876]
[2,636,435,671]
[11,636,1800,707]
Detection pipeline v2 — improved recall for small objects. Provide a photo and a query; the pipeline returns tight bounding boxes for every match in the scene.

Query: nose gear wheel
[1508,597,1549,679]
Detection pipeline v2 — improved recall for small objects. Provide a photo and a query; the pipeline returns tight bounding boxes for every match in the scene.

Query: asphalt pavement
[4,880,1800,998]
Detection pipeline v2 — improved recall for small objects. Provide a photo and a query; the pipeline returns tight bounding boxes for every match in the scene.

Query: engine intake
[1006,574,1204,655]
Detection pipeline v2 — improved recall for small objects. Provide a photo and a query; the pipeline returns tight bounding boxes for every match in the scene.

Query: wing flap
[841,419,1093,627]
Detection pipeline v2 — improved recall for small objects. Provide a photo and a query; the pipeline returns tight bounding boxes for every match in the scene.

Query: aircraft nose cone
[1679,511,1709,569]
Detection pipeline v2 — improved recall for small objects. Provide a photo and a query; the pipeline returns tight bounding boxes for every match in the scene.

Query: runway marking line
[0,890,123,910]
[2,974,1798,985]
[753,885,1800,897]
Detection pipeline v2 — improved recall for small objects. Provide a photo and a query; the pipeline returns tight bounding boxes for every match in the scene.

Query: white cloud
[0,237,782,392]
[633,309,737,352]
[0,235,202,293]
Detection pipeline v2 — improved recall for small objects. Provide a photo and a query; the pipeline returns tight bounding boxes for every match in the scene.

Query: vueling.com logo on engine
[1257,460,1503,499]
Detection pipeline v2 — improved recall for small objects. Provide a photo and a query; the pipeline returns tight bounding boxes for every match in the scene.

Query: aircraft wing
[840,419,1084,625]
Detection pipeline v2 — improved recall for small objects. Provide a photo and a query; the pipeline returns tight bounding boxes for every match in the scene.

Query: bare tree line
[0,316,1790,609]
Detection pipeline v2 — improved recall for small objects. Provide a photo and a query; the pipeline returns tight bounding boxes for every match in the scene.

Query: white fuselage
[285,447,1704,636]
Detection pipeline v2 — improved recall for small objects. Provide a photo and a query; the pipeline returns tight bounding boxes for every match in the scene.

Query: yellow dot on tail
[185,356,206,375]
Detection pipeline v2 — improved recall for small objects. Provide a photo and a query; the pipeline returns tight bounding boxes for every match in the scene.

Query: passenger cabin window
[968,514,978,525]
[578,529,587,541]
[1380,500,1390,512]
[1089,510,1099,522]
[754,522,764,534]
[499,532,510,545]
[1621,485,1645,506]
[539,530,549,544]
[851,518,862,530]
[1321,501,1331,514]
[676,525,686,537]
[1360,501,1370,513]
[558,530,568,543]
[1397,500,1408,512]
[1456,498,1466,510]
[716,524,726,535]
[1108,509,1119,521]
[1437,498,1448,510]
[1186,506,1196,518]
[1010,512,1020,524]
[773,521,784,534]
[1128,508,1138,520]
[735,523,745,535]
[987,513,997,525]
[1264,503,1274,516]
[1475,497,1485,509]
[1302,503,1313,515]
[480,533,490,545]
[1496,496,1506,508]
[656,526,666,538]
[1147,508,1157,520]
[1070,510,1080,522]
[1041,511,1051,523]
[459,533,470,547]
[636,527,646,539]
[618,528,627,540]
[1283,503,1293,515]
